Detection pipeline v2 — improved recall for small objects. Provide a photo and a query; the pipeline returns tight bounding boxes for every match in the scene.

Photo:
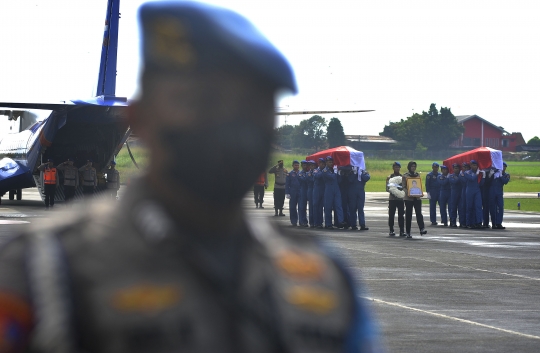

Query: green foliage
[504,199,540,212]
[326,117,346,148]
[291,115,327,151]
[380,103,464,150]
[273,124,294,150]
[527,136,540,145]
[115,145,148,184]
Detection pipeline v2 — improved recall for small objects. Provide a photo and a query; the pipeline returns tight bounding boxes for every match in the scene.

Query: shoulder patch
[276,250,326,279]
[111,284,182,313]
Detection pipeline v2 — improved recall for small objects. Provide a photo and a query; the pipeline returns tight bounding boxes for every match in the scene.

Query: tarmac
[1,188,539,352]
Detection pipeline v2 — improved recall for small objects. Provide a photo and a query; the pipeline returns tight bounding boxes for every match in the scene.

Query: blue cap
[470,160,478,165]
[139,2,297,93]
[300,160,307,164]
[325,156,333,161]
[111,161,117,165]
[441,165,448,170]
[452,163,460,168]
[292,160,299,165]
[393,161,401,167]
[462,162,470,167]
[308,160,316,164]
[318,158,325,162]
[432,162,439,167]
[503,162,507,167]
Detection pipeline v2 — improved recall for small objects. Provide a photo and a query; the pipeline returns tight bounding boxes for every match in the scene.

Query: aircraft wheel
[16,189,22,200]
[9,190,14,200]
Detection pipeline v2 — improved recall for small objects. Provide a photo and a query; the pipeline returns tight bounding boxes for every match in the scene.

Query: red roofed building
[450,115,525,152]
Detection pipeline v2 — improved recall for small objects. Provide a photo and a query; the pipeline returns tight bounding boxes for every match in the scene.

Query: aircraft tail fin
[96,0,121,98]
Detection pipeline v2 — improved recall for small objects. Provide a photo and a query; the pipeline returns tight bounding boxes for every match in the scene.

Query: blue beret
[393,161,401,167]
[432,162,439,167]
[452,163,460,168]
[325,156,333,161]
[308,160,316,164]
[470,160,478,165]
[462,162,470,167]
[292,160,299,165]
[139,1,297,93]
[318,158,325,162]
[111,161,117,165]
[503,162,507,167]
[300,160,307,164]
[441,165,448,169]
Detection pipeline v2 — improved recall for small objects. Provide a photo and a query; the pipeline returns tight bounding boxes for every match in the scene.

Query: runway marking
[340,247,540,281]
[0,220,30,224]
[365,297,540,340]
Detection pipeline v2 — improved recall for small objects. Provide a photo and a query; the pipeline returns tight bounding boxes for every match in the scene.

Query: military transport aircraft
[0,0,372,204]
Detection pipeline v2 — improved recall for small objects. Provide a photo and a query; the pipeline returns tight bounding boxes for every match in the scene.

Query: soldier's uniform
[285,162,301,226]
[458,162,470,228]
[447,164,463,227]
[79,162,97,197]
[106,164,121,201]
[312,159,326,228]
[425,162,441,225]
[37,160,59,208]
[269,163,288,216]
[436,166,451,226]
[348,168,370,230]
[464,160,485,228]
[489,162,510,229]
[322,157,344,229]
[297,161,309,227]
[306,161,316,227]
[57,159,79,203]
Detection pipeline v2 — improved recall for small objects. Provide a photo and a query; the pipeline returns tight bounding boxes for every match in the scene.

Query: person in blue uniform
[490,162,510,229]
[464,160,486,228]
[437,165,451,226]
[458,162,470,228]
[297,160,309,227]
[348,166,371,230]
[425,162,442,225]
[481,165,494,228]
[338,166,351,228]
[285,160,301,226]
[322,156,346,229]
[306,160,316,227]
[447,163,463,227]
[312,158,326,228]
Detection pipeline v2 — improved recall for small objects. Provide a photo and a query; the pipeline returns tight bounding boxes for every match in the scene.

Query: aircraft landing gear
[9,190,14,200]
[8,189,22,201]
[17,189,22,200]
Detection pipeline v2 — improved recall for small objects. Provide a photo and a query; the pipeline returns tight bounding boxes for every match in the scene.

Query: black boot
[360,225,369,231]
[389,229,395,236]
[259,204,264,209]
[274,208,278,216]
[279,209,285,216]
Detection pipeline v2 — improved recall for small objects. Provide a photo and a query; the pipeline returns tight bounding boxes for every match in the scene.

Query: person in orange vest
[38,158,59,209]
[253,171,268,208]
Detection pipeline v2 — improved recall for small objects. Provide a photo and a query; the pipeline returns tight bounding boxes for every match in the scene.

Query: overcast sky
[1,0,539,141]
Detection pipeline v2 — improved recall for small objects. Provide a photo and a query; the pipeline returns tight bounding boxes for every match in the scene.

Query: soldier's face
[319,161,325,169]
[326,160,334,168]
[278,162,284,168]
[471,164,478,172]
[393,165,400,173]
[432,166,439,173]
[409,164,416,173]
[442,168,449,175]
[293,163,300,171]
[453,166,460,173]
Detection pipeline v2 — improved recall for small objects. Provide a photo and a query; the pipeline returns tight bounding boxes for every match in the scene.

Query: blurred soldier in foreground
[106,161,121,201]
[79,159,97,197]
[269,159,287,216]
[37,158,58,209]
[0,2,380,352]
[56,158,79,205]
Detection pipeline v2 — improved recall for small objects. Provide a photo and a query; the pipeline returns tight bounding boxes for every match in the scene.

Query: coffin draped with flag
[443,147,503,171]
[306,146,365,170]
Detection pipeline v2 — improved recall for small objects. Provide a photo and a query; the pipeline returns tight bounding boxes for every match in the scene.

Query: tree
[326,117,346,148]
[527,136,540,145]
[273,124,294,150]
[291,115,327,150]
[380,103,464,150]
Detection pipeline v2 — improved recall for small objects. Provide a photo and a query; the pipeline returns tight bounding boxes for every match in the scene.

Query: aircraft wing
[0,97,129,111]
[275,109,374,115]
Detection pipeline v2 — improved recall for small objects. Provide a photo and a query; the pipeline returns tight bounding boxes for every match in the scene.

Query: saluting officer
[322,156,346,229]
[268,159,287,216]
[464,160,486,228]
[447,163,463,227]
[425,162,441,225]
[306,160,316,227]
[106,161,121,201]
[490,162,510,229]
[437,165,451,226]
[285,160,301,226]
[387,161,405,236]
[297,160,309,227]
[0,3,381,352]
[79,159,97,197]
[312,158,326,228]
[57,158,79,204]
[37,158,58,209]
[348,166,371,230]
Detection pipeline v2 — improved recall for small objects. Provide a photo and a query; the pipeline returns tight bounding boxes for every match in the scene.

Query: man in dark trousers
[253,171,268,208]
[268,159,287,216]
[57,158,79,205]
[37,158,58,209]
[386,161,404,236]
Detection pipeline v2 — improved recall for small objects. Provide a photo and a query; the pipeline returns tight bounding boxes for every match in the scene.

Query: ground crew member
[312,158,326,228]
[37,158,58,208]
[79,159,97,197]
[106,161,121,201]
[348,166,370,230]
[402,161,427,238]
[387,161,404,236]
[306,160,316,227]
[464,160,486,228]
[285,160,301,226]
[437,165,451,226]
[297,160,309,227]
[490,162,510,229]
[0,3,381,351]
[447,163,463,227]
[56,158,79,204]
[459,162,471,228]
[253,170,268,208]
[322,156,346,229]
[425,162,441,225]
[268,159,287,216]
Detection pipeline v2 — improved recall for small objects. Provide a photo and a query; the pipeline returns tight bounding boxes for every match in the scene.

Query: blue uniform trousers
[299,185,308,225]
[466,189,482,226]
[289,189,300,225]
[481,184,491,226]
[439,191,450,224]
[449,187,462,225]
[460,186,467,225]
[313,186,325,227]
[349,188,366,227]
[340,183,349,226]
[489,190,504,225]
[429,192,440,223]
[307,186,314,226]
[324,185,343,227]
